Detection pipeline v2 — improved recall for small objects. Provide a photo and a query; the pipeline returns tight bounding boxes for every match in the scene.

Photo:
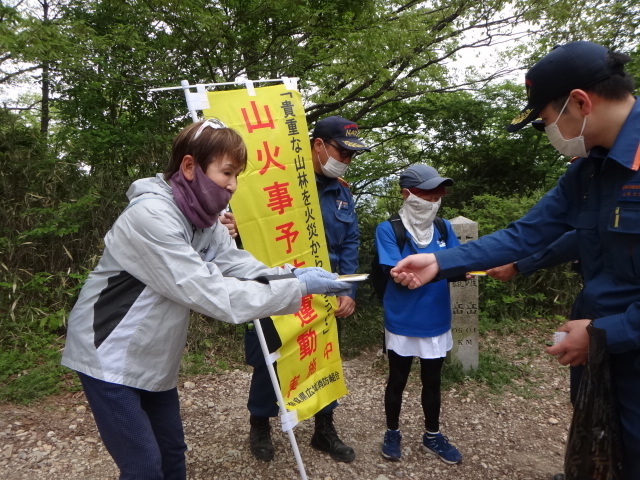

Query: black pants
[245,325,337,417]
[78,373,187,480]
[384,349,445,432]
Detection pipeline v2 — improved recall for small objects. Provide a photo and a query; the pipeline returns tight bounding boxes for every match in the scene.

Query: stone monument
[448,216,479,372]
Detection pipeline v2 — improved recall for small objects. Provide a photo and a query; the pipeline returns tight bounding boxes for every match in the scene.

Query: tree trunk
[40,0,50,136]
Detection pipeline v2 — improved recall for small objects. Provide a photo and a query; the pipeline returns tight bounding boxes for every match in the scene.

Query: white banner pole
[253,319,308,480]
[150,77,300,93]
[180,80,199,122]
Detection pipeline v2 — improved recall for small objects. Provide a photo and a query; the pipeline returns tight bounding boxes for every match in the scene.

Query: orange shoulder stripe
[632,142,640,171]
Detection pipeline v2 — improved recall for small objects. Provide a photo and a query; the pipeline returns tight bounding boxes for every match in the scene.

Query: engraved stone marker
[448,216,479,372]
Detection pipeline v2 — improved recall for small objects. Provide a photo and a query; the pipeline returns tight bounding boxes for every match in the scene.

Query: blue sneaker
[422,432,462,464]
[381,429,402,461]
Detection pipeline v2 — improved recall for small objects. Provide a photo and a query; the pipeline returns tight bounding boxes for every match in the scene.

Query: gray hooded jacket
[61,174,302,391]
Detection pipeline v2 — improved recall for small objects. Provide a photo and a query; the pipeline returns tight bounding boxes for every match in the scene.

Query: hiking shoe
[249,417,274,462]
[311,412,356,463]
[422,432,462,464]
[552,475,565,480]
[381,429,402,461]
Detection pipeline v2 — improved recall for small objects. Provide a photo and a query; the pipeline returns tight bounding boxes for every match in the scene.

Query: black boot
[552,475,565,480]
[310,412,355,463]
[249,415,274,461]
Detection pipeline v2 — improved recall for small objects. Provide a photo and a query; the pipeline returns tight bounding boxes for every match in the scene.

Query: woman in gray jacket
[61,120,350,480]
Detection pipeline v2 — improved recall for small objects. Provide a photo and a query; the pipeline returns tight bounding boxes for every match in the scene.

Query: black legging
[384,349,445,432]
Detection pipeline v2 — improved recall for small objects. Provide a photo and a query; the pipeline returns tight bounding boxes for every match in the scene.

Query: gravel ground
[0,331,571,480]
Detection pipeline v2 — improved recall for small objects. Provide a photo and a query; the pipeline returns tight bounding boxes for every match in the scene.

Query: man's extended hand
[486,263,518,282]
[545,319,591,366]
[219,211,238,238]
[335,296,355,318]
[390,253,439,289]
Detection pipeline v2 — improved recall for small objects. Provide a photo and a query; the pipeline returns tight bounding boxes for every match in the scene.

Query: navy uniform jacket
[515,230,586,321]
[434,98,640,477]
[436,98,640,355]
[316,174,359,298]
[516,230,578,275]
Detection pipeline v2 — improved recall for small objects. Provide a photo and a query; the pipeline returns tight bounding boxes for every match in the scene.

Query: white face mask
[398,193,441,248]
[544,97,588,158]
[319,142,349,178]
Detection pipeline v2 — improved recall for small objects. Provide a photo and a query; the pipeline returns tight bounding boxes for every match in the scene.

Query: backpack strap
[387,213,407,251]
[433,216,448,246]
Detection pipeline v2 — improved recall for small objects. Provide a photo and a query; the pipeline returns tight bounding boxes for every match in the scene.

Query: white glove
[293,267,352,297]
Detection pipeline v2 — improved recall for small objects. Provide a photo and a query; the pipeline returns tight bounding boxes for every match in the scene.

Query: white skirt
[385,328,452,359]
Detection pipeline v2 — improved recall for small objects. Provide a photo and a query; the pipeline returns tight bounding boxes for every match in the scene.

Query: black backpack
[369,213,448,304]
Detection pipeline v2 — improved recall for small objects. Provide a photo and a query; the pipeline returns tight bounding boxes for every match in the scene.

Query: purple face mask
[170,161,232,229]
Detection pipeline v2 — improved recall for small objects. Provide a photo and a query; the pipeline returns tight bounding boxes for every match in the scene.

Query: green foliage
[444,191,582,323]
[348,84,569,218]
[0,110,100,348]
[0,332,74,404]
[442,350,525,395]
[1,0,635,405]
[470,349,529,393]
[1,268,87,331]
[20,191,100,239]
[179,313,247,375]
[444,191,542,237]
[527,0,640,54]
[423,86,569,210]
[340,294,385,358]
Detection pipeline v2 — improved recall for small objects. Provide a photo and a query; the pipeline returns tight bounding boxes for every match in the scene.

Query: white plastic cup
[553,331,567,345]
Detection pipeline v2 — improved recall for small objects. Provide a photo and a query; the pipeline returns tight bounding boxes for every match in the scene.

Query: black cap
[507,41,612,132]
[399,164,453,190]
[311,116,371,151]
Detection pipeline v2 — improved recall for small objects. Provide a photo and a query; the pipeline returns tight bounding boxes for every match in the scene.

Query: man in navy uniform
[245,116,371,463]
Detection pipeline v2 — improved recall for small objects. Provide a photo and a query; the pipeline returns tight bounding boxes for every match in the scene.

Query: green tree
[1,0,639,402]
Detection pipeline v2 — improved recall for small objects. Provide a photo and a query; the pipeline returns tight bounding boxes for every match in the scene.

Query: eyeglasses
[531,120,546,132]
[193,118,227,139]
[323,139,360,159]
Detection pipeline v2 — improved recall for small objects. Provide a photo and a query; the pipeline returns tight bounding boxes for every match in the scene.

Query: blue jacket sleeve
[516,230,578,276]
[595,307,640,354]
[434,181,574,278]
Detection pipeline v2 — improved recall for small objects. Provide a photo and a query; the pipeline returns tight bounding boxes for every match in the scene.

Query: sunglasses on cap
[193,118,227,139]
[531,120,546,132]
[323,139,362,159]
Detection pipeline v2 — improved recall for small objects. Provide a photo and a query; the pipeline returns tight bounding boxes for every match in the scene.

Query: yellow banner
[203,84,347,421]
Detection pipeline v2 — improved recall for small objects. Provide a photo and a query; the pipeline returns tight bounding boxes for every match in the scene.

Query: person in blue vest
[375,164,462,464]
[390,41,640,480]
[245,116,371,463]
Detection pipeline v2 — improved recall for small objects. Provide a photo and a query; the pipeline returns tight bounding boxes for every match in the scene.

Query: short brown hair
[164,121,248,181]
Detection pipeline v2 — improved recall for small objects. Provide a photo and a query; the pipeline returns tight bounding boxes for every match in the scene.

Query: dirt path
[0,333,571,479]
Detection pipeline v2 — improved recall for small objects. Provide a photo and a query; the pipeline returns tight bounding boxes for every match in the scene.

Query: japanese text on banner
[203,84,347,421]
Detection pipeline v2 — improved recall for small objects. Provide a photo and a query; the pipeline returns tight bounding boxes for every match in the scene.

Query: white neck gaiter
[398,193,441,248]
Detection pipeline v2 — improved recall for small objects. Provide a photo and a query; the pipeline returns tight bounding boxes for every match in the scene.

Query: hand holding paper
[293,267,352,297]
